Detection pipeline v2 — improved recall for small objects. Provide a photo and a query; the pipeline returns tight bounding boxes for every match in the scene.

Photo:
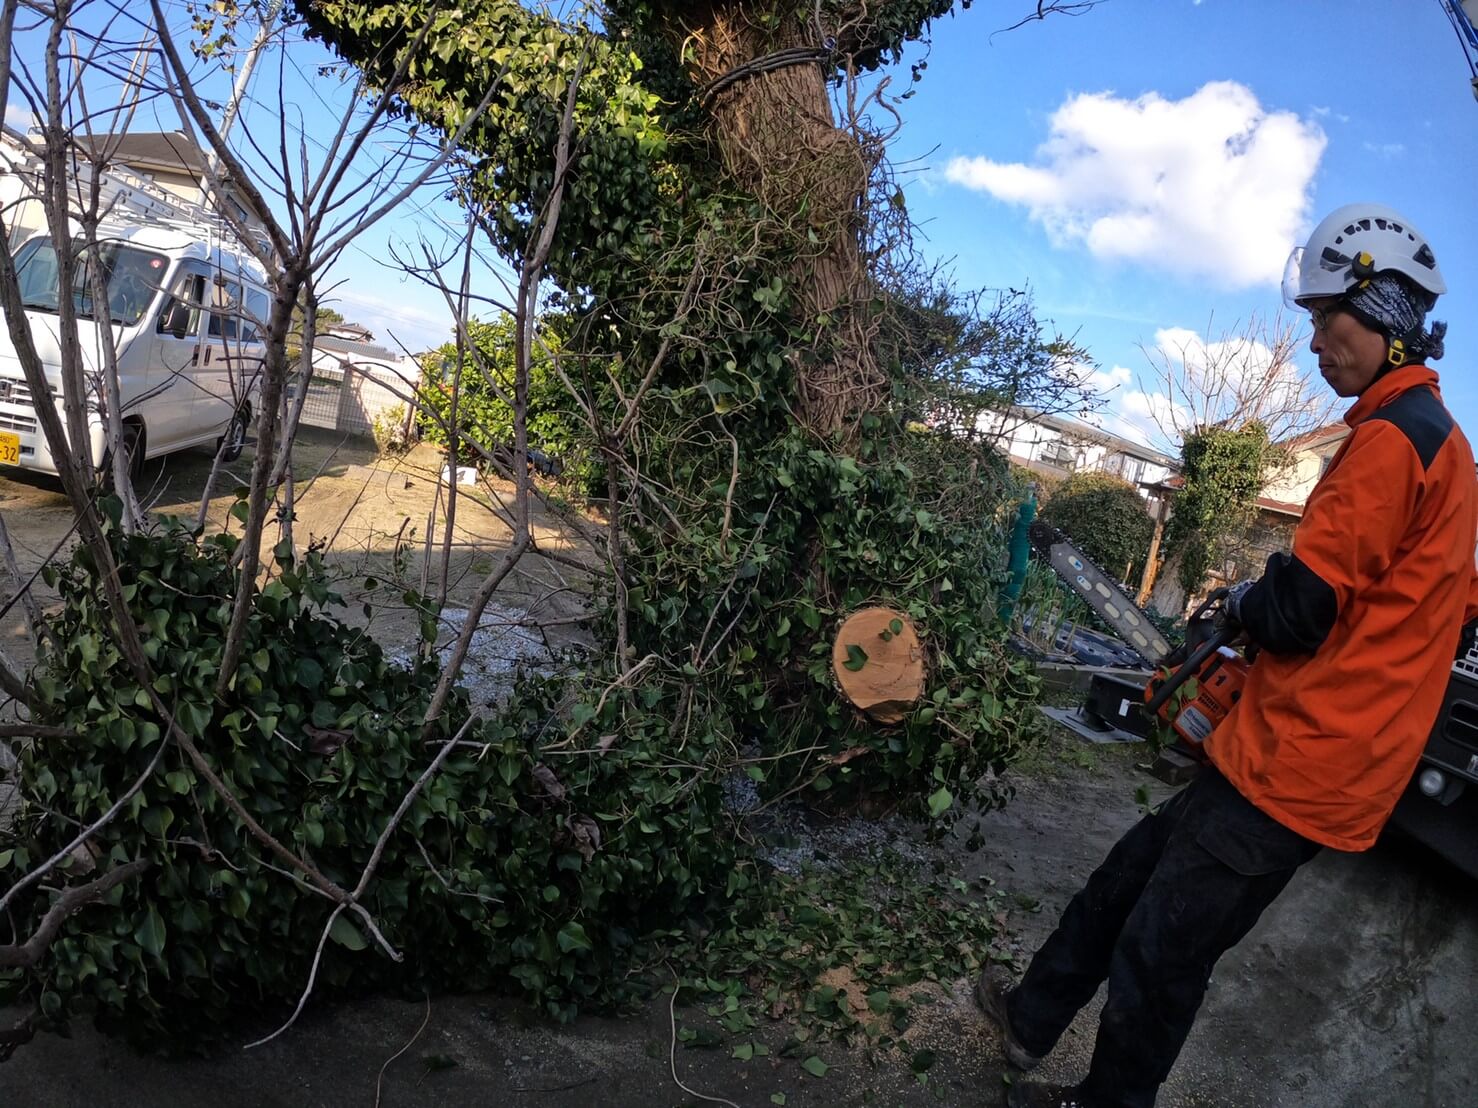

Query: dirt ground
[0,430,599,680]
[3,437,1477,1106]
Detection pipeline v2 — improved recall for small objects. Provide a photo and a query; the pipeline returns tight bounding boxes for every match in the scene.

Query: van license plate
[0,433,18,465]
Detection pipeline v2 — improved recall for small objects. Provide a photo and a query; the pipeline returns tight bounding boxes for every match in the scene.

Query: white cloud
[1077,364,1179,450]
[944,81,1326,288]
[4,103,35,131]
[1362,141,1405,160]
[331,286,454,353]
[1080,322,1315,454]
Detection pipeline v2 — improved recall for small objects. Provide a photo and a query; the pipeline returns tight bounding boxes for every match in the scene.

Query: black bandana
[1344,272,1447,362]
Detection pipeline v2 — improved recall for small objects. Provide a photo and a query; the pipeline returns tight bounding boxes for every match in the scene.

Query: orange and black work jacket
[1206,365,1478,852]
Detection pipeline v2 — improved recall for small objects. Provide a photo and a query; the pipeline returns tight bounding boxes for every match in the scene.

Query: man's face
[1306,297,1389,398]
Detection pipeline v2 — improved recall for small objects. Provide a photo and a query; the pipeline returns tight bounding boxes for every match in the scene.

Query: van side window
[157,270,206,336]
[208,279,241,341]
[241,288,269,345]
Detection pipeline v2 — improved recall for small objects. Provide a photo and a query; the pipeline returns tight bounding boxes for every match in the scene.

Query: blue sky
[11,1,1478,448]
[891,0,1478,445]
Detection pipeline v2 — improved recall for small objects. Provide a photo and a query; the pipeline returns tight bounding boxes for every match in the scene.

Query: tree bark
[662,2,886,437]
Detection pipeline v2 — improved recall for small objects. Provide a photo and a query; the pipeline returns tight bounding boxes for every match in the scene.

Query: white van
[0,221,267,478]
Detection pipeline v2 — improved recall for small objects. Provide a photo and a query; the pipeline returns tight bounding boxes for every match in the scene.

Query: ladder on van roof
[2,127,268,256]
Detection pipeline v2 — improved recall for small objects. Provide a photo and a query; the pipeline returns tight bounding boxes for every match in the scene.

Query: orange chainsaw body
[1145,646,1249,756]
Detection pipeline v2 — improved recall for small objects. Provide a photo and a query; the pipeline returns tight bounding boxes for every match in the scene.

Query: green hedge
[1039,471,1155,583]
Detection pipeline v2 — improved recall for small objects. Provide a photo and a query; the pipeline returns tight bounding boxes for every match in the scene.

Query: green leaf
[927,787,953,819]
[498,755,521,787]
[295,658,324,688]
[141,804,174,838]
[0,849,13,869]
[165,771,191,795]
[801,1056,828,1078]
[910,1048,937,1073]
[842,644,868,672]
[329,914,368,951]
[733,1042,755,1061]
[889,618,903,635]
[771,1096,787,1106]
[134,903,167,959]
[557,921,593,953]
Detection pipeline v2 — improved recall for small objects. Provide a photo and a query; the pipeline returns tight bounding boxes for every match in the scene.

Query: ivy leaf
[141,804,174,838]
[927,787,953,819]
[733,1042,755,1061]
[842,644,868,672]
[910,1049,937,1073]
[134,903,167,959]
[329,914,368,951]
[295,658,324,688]
[557,921,593,953]
[801,1056,829,1078]
[771,1096,788,1106]
[889,618,903,635]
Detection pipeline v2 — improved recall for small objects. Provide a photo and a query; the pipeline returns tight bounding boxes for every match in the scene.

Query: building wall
[1263,435,1345,505]
[298,342,417,437]
[144,169,206,204]
[975,408,1177,490]
[0,136,46,246]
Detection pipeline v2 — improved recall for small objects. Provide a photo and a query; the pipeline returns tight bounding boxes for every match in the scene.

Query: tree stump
[832,607,926,724]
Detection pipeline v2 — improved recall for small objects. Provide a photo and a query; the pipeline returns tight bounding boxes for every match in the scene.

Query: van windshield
[14,236,168,326]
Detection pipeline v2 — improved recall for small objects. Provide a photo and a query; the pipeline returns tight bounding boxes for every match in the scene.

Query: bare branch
[0,859,150,969]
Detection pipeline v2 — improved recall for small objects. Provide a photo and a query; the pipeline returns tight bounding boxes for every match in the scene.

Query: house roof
[1280,422,1349,451]
[75,130,207,176]
[1256,496,1304,518]
[993,405,1179,468]
[1148,475,1304,518]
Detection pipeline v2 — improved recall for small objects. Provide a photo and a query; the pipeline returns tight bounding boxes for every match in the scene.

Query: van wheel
[218,406,250,463]
[100,422,145,493]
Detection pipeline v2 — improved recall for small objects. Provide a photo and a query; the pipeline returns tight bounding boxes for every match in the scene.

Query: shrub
[1038,471,1155,584]
[416,316,602,496]
[370,403,411,453]
[0,515,734,1048]
[619,425,1047,825]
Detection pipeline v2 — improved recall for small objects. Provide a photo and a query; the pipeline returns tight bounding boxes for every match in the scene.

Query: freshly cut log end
[832,607,927,724]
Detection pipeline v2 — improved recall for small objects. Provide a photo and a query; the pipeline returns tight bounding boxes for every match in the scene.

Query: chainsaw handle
[1145,624,1238,715]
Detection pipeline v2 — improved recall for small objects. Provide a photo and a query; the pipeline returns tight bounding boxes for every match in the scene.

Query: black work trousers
[1007,767,1322,1108]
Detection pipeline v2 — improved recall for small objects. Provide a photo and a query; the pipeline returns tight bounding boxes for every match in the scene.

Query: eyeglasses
[1307,303,1344,331]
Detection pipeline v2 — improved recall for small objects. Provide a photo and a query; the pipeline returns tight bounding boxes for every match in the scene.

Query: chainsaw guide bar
[1027,521,1172,667]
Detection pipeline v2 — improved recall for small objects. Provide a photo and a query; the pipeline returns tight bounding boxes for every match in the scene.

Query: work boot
[974,965,1043,1071]
[1004,1080,1096,1108]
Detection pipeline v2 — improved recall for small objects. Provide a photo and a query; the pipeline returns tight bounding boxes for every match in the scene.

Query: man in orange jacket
[980,203,1478,1108]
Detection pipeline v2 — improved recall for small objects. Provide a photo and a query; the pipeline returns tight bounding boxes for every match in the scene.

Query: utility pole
[1136,485,1171,608]
[218,0,285,142]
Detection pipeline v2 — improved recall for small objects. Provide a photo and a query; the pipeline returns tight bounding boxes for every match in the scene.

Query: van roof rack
[2,127,270,256]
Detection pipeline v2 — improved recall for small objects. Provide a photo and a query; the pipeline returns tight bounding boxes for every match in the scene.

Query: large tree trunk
[663,2,886,437]
[1148,551,1189,620]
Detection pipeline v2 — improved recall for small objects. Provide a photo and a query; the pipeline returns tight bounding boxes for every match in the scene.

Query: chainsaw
[1027,522,1249,757]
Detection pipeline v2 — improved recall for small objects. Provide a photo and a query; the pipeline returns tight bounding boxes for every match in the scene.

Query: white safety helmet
[1282,203,1446,310]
